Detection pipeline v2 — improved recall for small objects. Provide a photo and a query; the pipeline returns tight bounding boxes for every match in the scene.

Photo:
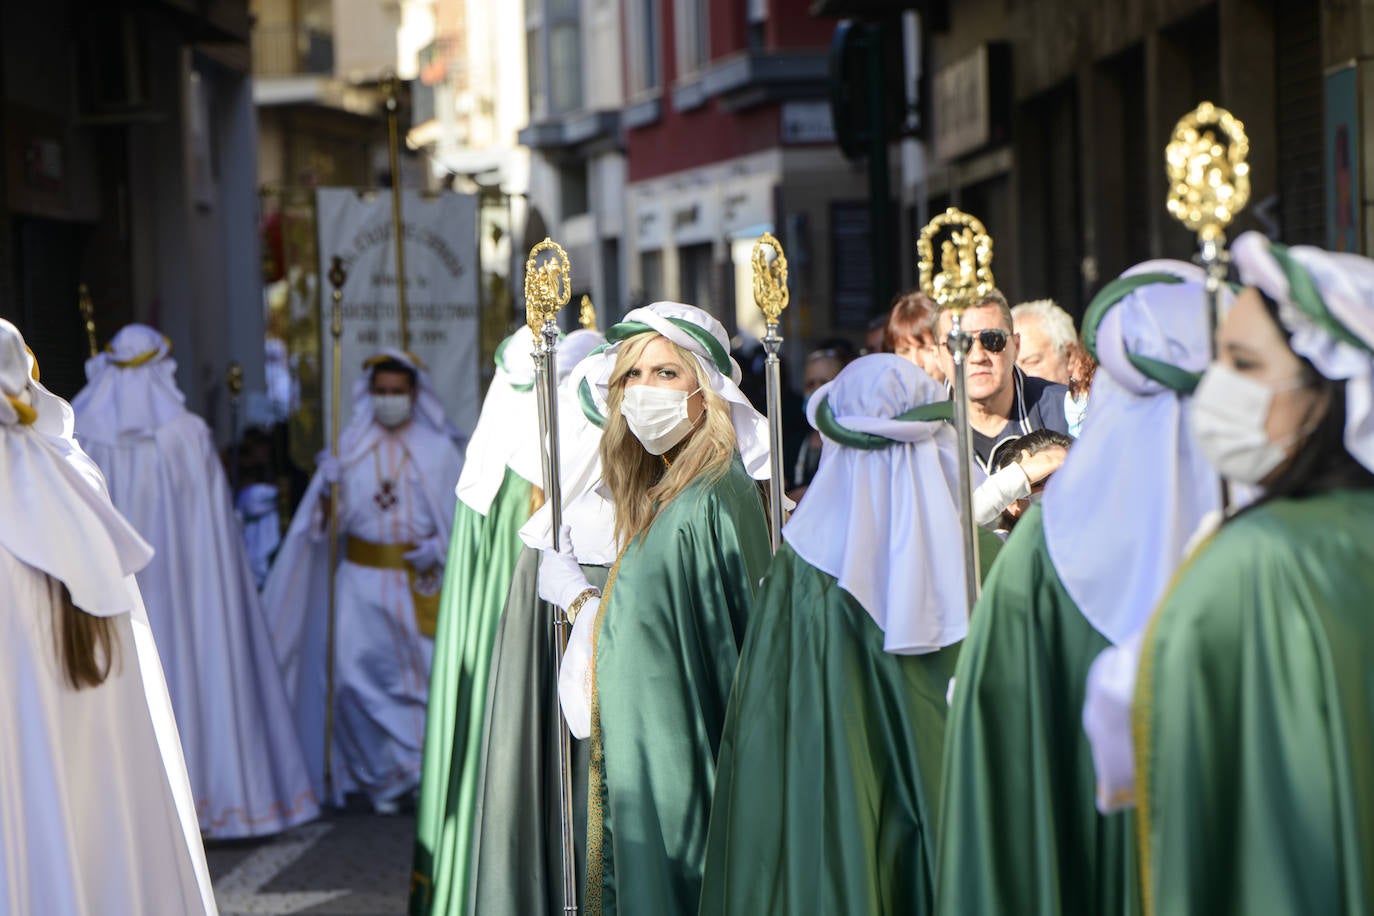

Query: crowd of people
[2,226,1373,916]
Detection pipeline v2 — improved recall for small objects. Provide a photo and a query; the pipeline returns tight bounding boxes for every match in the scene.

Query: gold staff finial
[525,238,572,336]
[917,208,996,312]
[78,283,98,357]
[751,231,790,324]
[227,361,244,398]
[579,294,598,331]
[1165,102,1250,243]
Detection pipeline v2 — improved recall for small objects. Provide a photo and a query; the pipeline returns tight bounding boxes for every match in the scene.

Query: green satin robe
[700,532,1000,916]
[466,547,605,914]
[937,505,1141,916]
[410,467,532,916]
[586,457,771,916]
[1136,489,1374,916]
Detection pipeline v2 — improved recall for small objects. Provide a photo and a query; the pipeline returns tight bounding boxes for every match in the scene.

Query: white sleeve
[972,463,1032,527]
[1082,630,1145,814]
[557,599,599,740]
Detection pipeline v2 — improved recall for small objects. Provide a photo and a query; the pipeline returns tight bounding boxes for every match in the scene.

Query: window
[675,0,709,79]
[549,20,583,113]
[626,0,661,95]
[526,27,544,115]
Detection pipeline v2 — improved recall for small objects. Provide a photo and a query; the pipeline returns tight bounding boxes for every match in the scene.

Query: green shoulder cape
[1136,489,1374,916]
[699,543,964,915]
[586,457,771,916]
[466,546,606,914]
[410,466,532,916]
[937,505,1141,916]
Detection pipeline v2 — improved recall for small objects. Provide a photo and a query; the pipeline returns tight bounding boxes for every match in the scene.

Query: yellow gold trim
[362,350,428,371]
[345,536,412,568]
[585,544,630,916]
[24,346,39,382]
[5,396,36,425]
[1131,530,1219,916]
[108,337,171,368]
[566,587,600,625]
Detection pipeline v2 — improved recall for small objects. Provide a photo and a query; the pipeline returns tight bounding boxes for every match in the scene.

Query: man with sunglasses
[935,291,1072,475]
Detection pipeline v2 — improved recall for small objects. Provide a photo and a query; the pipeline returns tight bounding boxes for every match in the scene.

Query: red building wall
[625,0,834,183]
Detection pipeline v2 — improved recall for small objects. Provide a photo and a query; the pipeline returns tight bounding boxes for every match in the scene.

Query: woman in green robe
[539,302,774,916]
[1101,233,1374,915]
[409,329,540,915]
[936,262,1220,916]
[466,335,611,915]
[699,354,999,916]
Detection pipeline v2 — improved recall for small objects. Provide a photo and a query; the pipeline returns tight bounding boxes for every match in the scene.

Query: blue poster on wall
[1325,63,1361,253]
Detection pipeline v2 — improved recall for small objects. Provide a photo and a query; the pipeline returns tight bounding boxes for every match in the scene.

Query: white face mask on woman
[620,385,702,455]
[1189,363,1310,484]
[372,393,414,429]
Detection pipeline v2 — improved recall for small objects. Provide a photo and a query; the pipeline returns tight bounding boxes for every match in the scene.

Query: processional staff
[751,232,790,553]
[918,208,998,614]
[324,255,347,802]
[525,238,580,915]
[1165,101,1250,509]
[382,74,411,350]
[78,283,98,357]
[227,361,244,495]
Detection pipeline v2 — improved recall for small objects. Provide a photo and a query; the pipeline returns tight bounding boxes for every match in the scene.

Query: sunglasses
[971,329,1009,353]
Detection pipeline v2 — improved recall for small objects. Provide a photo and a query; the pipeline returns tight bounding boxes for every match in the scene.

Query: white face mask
[373,393,413,429]
[1189,363,1309,484]
[620,384,702,455]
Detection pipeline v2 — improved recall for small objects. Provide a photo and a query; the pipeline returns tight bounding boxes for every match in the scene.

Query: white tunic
[0,551,214,915]
[330,432,442,802]
[76,410,320,839]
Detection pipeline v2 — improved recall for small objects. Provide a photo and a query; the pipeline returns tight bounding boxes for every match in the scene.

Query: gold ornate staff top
[525,238,572,335]
[1166,102,1250,243]
[227,361,244,399]
[751,232,790,324]
[579,294,598,331]
[78,283,98,357]
[918,208,996,311]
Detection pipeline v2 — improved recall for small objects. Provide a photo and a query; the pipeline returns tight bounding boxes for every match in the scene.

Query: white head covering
[455,328,542,516]
[70,324,184,444]
[581,301,772,481]
[0,319,153,615]
[519,338,618,565]
[1231,231,1374,474]
[785,354,967,654]
[339,347,457,460]
[1043,261,1223,645]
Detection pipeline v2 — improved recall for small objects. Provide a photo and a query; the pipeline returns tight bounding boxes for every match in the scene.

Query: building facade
[0,0,263,440]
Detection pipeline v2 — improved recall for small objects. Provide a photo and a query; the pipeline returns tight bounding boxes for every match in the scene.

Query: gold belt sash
[344,536,440,638]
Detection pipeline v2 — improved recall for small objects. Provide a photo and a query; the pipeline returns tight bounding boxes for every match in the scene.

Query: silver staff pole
[918,208,998,613]
[525,238,579,915]
[1165,101,1250,512]
[751,232,791,552]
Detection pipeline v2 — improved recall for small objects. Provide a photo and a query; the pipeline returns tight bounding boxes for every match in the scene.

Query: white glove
[1083,631,1145,814]
[404,537,445,574]
[557,599,599,739]
[316,451,342,485]
[538,525,594,610]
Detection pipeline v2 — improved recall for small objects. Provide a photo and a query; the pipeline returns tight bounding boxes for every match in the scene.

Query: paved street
[207,810,413,916]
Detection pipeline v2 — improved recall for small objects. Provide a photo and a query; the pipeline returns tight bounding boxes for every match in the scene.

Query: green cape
[937,505,1141,916]
[410,467,532,915]
[586,457,771,916]
[1136,489,1374,915]
[466,546,606,914]
[699,543,962,915]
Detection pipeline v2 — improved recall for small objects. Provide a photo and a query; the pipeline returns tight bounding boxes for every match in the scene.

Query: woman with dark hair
[1087,233,1374,915]
[0,319,215,913]
[884,291,946,383]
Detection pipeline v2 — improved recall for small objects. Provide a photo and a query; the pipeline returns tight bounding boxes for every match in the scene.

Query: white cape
[75,411,320,838]
[0,551,217,915]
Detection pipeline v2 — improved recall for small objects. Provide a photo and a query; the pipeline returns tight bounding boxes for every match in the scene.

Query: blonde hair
[601,334,739,547]
[55,580,118,689]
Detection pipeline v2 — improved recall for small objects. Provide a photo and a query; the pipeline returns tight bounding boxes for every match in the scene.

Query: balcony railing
[253,25,335,77]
